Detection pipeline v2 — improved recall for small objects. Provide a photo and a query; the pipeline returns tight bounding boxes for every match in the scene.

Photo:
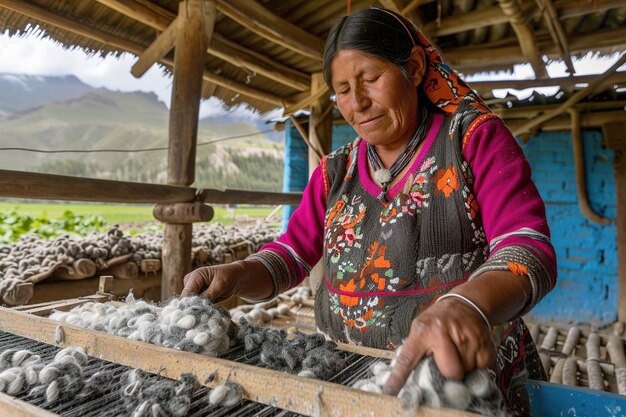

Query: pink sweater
[259,114,556,304]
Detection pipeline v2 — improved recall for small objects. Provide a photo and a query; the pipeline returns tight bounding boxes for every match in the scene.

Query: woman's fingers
[383,321,428,395]
[384,300,496,395]
[181,268,211,297]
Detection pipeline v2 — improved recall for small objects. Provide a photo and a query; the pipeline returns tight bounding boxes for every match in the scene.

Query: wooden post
[603,123,626,322]
[307,73,332,176]
[305,73,332,292]
[162,0,213,300]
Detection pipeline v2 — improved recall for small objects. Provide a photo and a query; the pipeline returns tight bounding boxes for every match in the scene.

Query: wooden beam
[494,101,626,120]
[602,123,626,321]
[153,202,214,224]
[196,188,302,205]
[400,0,433,17]
[308,73,332,175]
[0,392,58,417]
[162,0,211,300]
[209,34,310,91]
[469,72,626,93]
[0,0,284,108]
[496,0,547,79]
[448,26,626,71]
[0,169,195,203]
[512,53,626,136]
[96,0,310,91]
[504,110,626,134]
[94,0,171,29]
[0,169,303,205]
[536,0,575,75]
[423,0,626,38]
[0,307,475,417]
[131,15,178,77]
[289,115,324,162]
[215,0,324,61]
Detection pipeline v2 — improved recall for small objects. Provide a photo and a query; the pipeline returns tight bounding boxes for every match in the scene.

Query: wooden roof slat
[536,0,576,75]
[401,0,435,17]
[94,0,172,30]
[0,0,286,106]
[423,0,626,38]
[215,0,324,61]
[496,0,547,79]
[470,71,626,93]
[94,0,309,91]
[210,34,310,91]
[448,25,626,72]
[511,52,626,137]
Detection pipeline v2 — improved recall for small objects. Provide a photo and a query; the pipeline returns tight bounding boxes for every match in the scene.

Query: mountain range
[0,74,284,192]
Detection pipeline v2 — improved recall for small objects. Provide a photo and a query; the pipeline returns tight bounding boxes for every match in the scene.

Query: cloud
[0,29,266,119]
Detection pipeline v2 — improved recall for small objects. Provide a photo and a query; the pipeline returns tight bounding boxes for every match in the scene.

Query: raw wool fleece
[0,347,112,403]
[30,347,112,403]
[100,369,198,417]
[354,353,508,417]
[50,294,234,356]
[237,320,346,380]
[0,349,43,395]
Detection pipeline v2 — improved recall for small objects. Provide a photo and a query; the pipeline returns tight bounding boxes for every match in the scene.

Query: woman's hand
[383,296,496,395]
[181,259,274,302]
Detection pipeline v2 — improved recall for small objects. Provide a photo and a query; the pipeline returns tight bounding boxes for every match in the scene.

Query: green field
[0,202,280,225]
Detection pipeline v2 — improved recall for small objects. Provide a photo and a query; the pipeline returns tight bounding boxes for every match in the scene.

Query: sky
[1,29,624,117]
[0,29,268,120]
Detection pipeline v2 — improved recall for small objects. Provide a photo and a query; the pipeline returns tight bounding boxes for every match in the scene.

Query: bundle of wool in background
[354,353,508,417]
[50,294,234,356]
[0,222,280,303]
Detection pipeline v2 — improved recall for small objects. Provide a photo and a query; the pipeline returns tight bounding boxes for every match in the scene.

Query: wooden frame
[0,306,478,417]
[0,170,302,205]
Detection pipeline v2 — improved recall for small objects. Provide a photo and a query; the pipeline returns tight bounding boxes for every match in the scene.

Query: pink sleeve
[256,164,326,290]
[464,118,557,296]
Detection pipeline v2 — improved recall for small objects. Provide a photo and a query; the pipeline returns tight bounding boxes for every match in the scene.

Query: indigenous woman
[182,8,556,416]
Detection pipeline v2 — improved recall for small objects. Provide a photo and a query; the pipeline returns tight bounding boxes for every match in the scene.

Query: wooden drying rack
[0,295,479,417]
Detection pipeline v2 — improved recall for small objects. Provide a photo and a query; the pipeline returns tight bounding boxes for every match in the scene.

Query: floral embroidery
[433,165,459,197]
[380,156,437,226]
[325,195,365,263]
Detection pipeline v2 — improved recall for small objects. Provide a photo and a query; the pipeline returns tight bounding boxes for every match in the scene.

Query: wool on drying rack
[50,294,234,357]
[236,319,346,380]
[353,349,509,417]
[0,343,244,417]
[50,293,349,381]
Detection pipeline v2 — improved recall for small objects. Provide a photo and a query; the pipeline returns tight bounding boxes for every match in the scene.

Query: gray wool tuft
[236,320,346,380]
[354,355,509,417]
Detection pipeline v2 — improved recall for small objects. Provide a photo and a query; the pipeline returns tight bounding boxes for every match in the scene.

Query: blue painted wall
[282,120,357,230]
[522,130,617,325]
[283,123,619,325]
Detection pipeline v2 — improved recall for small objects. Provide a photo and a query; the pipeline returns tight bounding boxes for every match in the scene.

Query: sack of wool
[354,355,509,417]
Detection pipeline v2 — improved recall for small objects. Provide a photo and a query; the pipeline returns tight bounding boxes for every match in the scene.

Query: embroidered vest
[315,100,542,417]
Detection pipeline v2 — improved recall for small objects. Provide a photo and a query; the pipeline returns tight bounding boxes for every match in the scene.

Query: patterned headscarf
[371,7,491,116]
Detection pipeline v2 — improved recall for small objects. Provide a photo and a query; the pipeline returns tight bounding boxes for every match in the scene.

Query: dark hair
[322,8,419,89]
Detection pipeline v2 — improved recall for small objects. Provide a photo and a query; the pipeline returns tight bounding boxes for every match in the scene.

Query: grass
[0,202,281,226]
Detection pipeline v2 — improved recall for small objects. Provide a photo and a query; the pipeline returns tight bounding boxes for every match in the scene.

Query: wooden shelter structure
[0,0,625,310]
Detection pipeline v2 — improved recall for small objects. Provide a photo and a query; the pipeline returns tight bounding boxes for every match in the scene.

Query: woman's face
[331,48,423,149]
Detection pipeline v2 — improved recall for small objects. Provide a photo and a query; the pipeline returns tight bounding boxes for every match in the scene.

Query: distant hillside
[0,74,96,116]
[0,74,284,192]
